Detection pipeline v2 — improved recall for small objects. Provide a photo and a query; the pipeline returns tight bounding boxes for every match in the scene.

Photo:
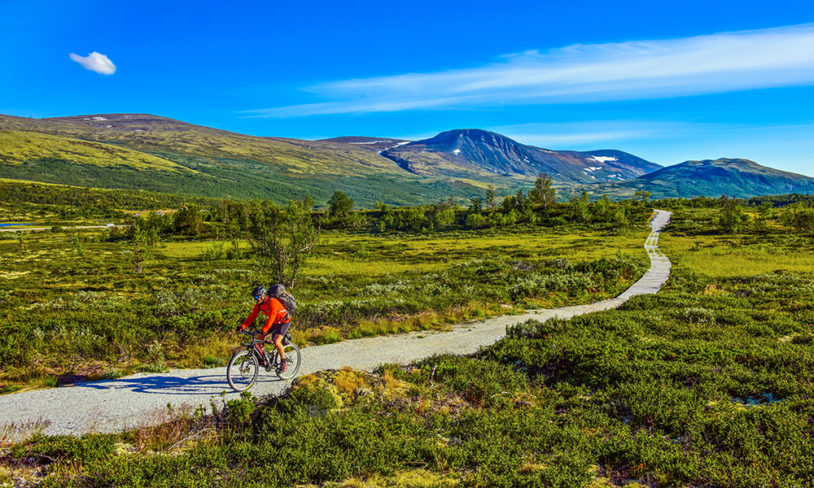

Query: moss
[287,373,345,414]
[316,469,460,487]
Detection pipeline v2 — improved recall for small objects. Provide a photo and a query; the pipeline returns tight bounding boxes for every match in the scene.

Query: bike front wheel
[275,343,302,380]
[226,349,259,392]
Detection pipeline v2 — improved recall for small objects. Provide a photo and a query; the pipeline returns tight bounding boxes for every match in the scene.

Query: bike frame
[240,330,272,360]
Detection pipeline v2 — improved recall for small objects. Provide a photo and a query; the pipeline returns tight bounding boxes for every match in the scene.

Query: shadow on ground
[73,373,284,395]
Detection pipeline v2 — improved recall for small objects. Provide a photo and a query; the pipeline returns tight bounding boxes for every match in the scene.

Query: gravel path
[0,210,672,436]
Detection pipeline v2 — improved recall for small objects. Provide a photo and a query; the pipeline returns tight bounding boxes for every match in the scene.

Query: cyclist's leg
[271,322,291,360]
[272,333,285,361]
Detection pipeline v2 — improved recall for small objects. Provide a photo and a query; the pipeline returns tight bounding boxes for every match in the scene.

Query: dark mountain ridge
[381,129,661,185]
[584,158,814,199]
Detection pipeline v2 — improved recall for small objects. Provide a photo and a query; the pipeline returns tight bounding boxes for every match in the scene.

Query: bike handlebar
[238,328,291,346]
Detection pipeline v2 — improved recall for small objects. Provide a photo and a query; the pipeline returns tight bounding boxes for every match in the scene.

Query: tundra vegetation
[0,178,651,390]
[1,186,813,487]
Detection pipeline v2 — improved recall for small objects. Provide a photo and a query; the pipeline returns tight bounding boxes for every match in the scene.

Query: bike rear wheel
[226,349,259,392]
[274,343,302,380]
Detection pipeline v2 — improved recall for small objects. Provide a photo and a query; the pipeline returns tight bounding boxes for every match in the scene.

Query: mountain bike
[226,329,302,392]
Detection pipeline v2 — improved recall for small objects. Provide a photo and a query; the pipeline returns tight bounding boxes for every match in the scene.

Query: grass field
[0,222,650,390]
[661,232,814,276]
[3,206,812,487]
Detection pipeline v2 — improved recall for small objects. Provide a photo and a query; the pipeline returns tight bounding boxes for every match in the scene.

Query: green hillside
[583,158,814,200]
[4,114,811,204]
[0,131,192,173]
[0,114,492,206]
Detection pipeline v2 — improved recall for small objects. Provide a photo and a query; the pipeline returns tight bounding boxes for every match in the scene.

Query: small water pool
[0,223,35,228]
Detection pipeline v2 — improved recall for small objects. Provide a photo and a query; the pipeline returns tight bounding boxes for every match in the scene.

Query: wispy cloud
[69,51,116,75]
[244,23,814,117]
[489,121,710,148]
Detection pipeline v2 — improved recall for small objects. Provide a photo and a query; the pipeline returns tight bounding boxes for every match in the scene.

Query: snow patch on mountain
[589,156,618,163]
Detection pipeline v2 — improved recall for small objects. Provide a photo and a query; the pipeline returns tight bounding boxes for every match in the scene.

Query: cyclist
[238,285,291,372]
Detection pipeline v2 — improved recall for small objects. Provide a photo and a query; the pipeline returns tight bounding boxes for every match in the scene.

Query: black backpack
[269,283,297,316]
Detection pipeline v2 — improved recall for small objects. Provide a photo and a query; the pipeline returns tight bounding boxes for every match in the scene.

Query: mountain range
[584,158,814,199]
[0,114,489,206]
[1,113,812,205]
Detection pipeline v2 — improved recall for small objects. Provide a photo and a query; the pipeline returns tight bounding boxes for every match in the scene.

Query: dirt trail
[0,210,671,436]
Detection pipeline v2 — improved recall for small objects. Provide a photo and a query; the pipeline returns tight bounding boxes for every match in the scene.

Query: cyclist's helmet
[251,286,266,300]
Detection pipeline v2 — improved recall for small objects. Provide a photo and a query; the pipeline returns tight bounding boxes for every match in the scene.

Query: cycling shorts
[268,321,291,338]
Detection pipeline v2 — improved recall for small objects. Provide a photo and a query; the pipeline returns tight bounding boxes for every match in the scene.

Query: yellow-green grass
[321,228,649,259]
[158,240,241,258]
[0,130,193,173]
[158,228,650,277]
[660,233,814,277]
[149,228,652,351]
[304,256,452,276]
[294,301,512,347]
[0,177,67,185]
[0,121,404,177]
[297,469,460,488]
[0,224,653,389]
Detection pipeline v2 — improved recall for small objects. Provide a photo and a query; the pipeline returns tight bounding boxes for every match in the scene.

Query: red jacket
[241,297,290,333]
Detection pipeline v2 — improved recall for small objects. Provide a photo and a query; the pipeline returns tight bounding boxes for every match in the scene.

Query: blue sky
[2,0,814,175]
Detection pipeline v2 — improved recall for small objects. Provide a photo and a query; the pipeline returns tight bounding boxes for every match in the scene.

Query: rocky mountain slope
[380,129,661,185]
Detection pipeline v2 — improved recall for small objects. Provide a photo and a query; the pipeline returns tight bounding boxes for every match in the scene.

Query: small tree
[613,207,629,225]
[593,194,611,221]
[718,196,748,233]
[465,212,488,229]
[174,205,203,236]
[753,201,773,232]
[328,191,353,219]
[514,190,530,214]
[485,186,497,210]
[570,192,590,222]
[130,222,158,274]
[468,197,482,213]
[71,233,84,256]
[634,190,652,204]
[791,208,814,233]
[303,195,315,211]
[433,207,455,229]
[247,200,320,288]
[528,173,556,211]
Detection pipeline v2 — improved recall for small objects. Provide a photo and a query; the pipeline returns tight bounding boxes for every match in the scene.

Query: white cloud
[69,52,116,75]
[489,121,708,147]
[244,23,814,117]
